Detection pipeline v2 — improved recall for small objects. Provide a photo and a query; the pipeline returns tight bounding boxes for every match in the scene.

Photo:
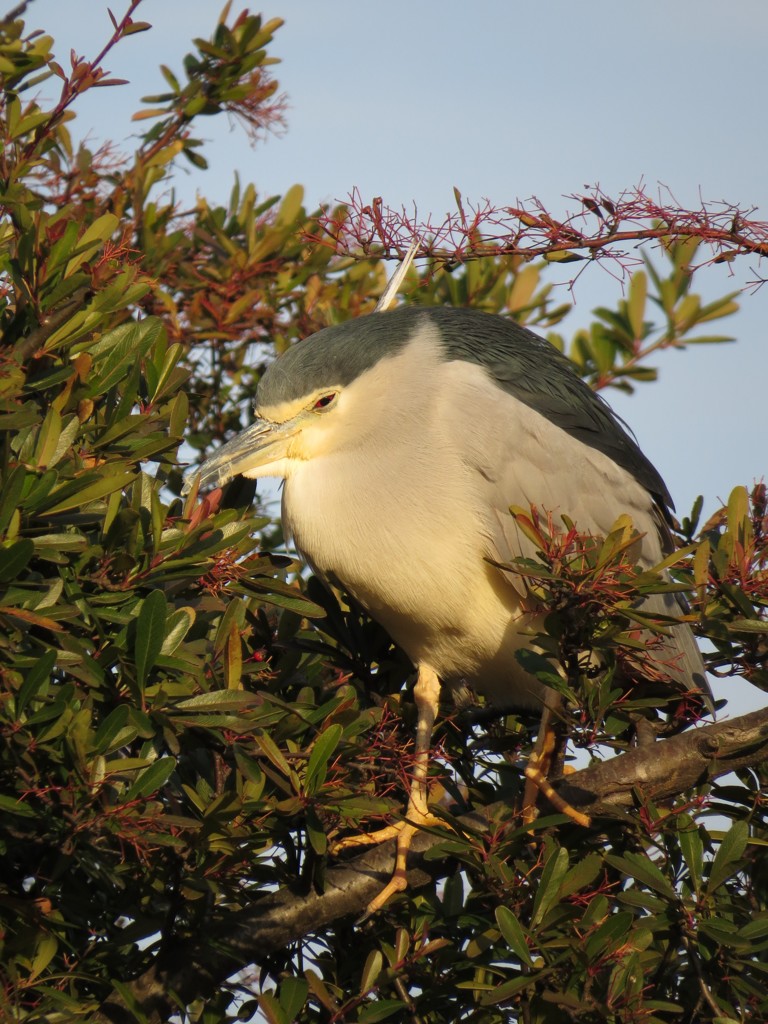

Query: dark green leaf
[531,847,569,926]
[479,974,531,1005]
[135,589,167,687]
[678,813,703,892]
[0,466,27,533]
[125,756,176,800]
[605,852,676,899]
[305,723,343,795]
[16,649,56,715]
[356,1000,407,1022]
[707,820,749,892]
[0,539,34,582]
[495,906,533,965]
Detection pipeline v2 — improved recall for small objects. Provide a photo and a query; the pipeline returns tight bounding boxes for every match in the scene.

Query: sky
[28,0,766,712]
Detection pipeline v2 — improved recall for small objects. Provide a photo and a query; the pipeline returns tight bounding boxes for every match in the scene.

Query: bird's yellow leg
[330,665,443,915]
[523,698,591,828]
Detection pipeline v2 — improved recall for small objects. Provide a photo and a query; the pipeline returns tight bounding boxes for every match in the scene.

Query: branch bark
[95,705,768,1024]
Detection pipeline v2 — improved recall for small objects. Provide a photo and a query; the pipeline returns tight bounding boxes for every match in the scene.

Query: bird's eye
[313,393,337,411]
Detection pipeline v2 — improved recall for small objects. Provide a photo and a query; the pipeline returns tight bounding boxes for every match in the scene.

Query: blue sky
[29,0,767,712]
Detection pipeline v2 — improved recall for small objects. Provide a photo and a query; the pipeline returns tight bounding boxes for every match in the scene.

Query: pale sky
[28,0,767,713]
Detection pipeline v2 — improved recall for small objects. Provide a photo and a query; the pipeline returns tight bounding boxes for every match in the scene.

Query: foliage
[0,5,765,1023]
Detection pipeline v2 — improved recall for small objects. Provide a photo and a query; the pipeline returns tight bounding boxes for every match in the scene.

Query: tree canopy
[0,6,766,1023]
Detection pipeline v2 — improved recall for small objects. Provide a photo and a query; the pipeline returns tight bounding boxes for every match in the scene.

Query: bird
[185,294,709,913]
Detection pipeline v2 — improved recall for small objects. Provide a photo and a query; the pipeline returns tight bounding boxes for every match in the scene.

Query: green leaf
[726,618,768,634]
[160,606,195,655]
[85,318,165,396]
[0,466,27,533]
[495,906,533,965]
[627,271,647,338]
[173,690,259,712]
[605,851,676,900]
[125,756,176,800]
[514,648,563,689]
[707,820,748,893]
[0,793,36,817]
[135,590,167,687]
[684,334,735,344]
[305,806,327,856]
[42,468,135,515]
[16,649,56,715]
[92,705,136,755]
[558,853,602,898]
[585,911,633,959]
[147,342,186,403]
[356,1001,407,1022]
[64,212,119,278]
[0,538,34,582]
[170,713,259,731]
[223,621,243,690]
[32,406,62,468]
[28,932,58,982]
[739,916,768,942]
[479,974,531,1005]
[32,531,88,555]
[255,731,293,777]
[213,598,245,656]
[678,813,703,892]
[275,183,304,226]
[304,723,343,795]
[699,918,742,948]
[109,978,151,1023]
[241,578,327,618]
[257,989,287,1024]
[543,250,586,263]
[726,485,750,536]
[279,977,308,1021]
[360,949,383,994]
[531,846,569,927]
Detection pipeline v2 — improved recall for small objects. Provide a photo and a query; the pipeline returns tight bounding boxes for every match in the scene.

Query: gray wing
[440,356,708,702]
[427,305,675,509]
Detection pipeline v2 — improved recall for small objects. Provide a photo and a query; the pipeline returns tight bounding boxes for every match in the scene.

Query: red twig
[22,0,146,160]
[307,184,768,284]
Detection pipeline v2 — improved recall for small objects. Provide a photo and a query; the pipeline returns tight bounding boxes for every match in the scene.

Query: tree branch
[308,185,768,280]
[95,705,768,1024]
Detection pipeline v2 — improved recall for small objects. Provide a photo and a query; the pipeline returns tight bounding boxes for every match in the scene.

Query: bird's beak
[182,417,298,494]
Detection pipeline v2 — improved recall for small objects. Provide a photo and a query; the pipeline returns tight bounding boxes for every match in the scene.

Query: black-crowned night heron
[187,299,708,912]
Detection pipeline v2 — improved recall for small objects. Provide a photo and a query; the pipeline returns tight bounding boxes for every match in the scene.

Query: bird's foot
[523,750,591,828]
[331,664,444,919]
[329,805,443,854]
[521,699,591,829]
[330,805,443,920]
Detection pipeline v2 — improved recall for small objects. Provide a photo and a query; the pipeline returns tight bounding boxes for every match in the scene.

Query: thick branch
[554,705,768,813]
[96,705,768,1024]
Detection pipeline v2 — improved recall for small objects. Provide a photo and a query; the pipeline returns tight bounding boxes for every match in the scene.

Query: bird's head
[183,309,429,494]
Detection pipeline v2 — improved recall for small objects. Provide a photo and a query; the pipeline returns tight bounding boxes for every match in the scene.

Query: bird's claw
[524,750,591,828]
[332,809,443,918]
